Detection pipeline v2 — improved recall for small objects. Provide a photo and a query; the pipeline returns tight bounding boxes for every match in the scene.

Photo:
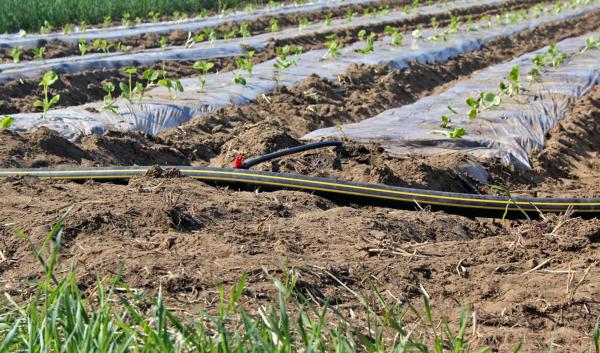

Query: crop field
[1,0,600,351]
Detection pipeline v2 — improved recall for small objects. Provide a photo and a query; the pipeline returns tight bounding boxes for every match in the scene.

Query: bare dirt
[0,0,547,114]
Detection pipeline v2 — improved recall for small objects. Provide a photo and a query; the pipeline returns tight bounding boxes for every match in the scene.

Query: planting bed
[1,0,600,351]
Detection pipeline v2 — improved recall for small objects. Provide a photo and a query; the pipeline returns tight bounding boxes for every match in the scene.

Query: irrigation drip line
[1,165,599,219]
[237,140,343,169]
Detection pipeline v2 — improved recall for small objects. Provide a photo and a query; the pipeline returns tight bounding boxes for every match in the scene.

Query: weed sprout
[193,60,215,91]
[34,71,60,117]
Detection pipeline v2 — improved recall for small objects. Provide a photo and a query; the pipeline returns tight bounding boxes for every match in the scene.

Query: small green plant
[148,11,160,22]
[63,23,74,35]
[158,36,168,50]
[93,39,113,54]
[193,60,214,91]
[100,82,118,113]
[223,27,238,39]
[157,77,184,99]
[446,127,465,138]
[547,43,567,68]
[198,9,208,18]
[298,17,309,30]
[235,50,255,76]
[428,30,448,42]
[412,0,420,8]
[356,30,375,53]
[430,16,439,31]
[33,46,46,60]
[240,23,251,37]
[40,20,54,34]
[580,37,600,53]
[466,92,500,119]
[206,28,217,43]
[384,26,403,46]
[119,67,138,102]
[449,15,461,33]
[499,65,521,97]
[11,46,22,63]
[324,12,333,26]
[116,42,129,52]
[122,12,133,27]
[402,5,411,14]
[440,114,451,128]
[323,33,341,59]
[412,26,423,40]
[185,31,206,48]
[78,39,89,56]
[79,21,88,32]
[273,45,302,85]
[103,16,112,27]
[34,71,60,117]
[527,53,546,82]
[345,10,356,22]
[1,115,15,128]
[466,15,477,31]
[269,18,279,32]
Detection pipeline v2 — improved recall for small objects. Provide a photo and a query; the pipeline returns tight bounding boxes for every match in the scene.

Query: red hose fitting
[233,154,245,168]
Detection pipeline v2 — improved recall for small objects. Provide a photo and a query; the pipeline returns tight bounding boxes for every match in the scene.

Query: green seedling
[223,27,238,40]
[466,92,500,119]
[482,15,493,28]
[324,12,333,26]
[323,33,341,59]
[269,19,280,32]
[159,36,168,50]
[63,23,74,35]
[103,16,112,27]
[412,25,424,40]
[446,127,465,138]
[133,68,161,101]
[100,82,118,113]
[240,23,251,38]
[79,21,88,32]
[385,26,403,46]
[553,2,565,14]
[356,30,375,53]
[430,17,439,31]
[547,43,567,68]
[298,17,309,30]
[34,71,60,117]
[235,50,255,76]
[206,28,217,43]
[78,39,89,56]
[345,10,356,22]
[580,37,600,53]
[412,0,420,8]
[527,53,546,82]
[378,5,390,15]
[40,20,54,34]
[466,15,477,31]
[116,42,130,52]
[0,115,15,128]
[449,15,460,33]
[185,31,206,48]
[198,9,208,18]
[532,3,545,17]
[273,45,302,85]
[33,46,46,60]
[157,77,184,99]
[402,5,412,14]
[193,60,215,91]
[148,11,160,22]
[440,115,451,128]
[122,12,133,27]
[499,65,521,97]
[11,46,22,63]
[93,39,113,54]
[119,67,137,102]
[428,31,448,41]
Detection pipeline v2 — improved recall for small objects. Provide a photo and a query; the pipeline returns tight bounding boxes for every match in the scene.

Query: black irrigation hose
[239,141,343,169]
[1,166,600,219]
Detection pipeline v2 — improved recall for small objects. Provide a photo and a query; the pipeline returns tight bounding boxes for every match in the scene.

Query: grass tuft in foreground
[1,210,598,352]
